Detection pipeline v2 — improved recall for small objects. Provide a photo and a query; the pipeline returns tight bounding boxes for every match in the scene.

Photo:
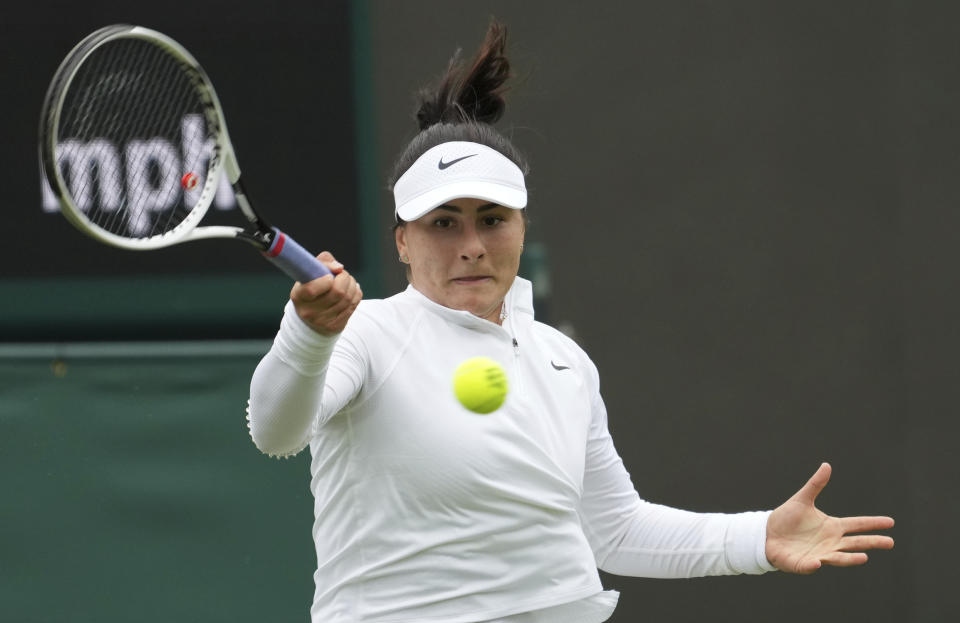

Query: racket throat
[231,179,274,251]
[237,225,277,251]
[231,179,260,223]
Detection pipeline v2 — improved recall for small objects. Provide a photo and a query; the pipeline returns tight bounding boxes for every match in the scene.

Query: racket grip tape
[263,228,332,282]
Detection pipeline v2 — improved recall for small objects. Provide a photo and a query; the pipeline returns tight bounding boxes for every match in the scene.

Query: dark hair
[389,19,529,215]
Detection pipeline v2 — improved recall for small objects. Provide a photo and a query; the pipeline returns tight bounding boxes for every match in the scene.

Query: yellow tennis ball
[453,356,508,414]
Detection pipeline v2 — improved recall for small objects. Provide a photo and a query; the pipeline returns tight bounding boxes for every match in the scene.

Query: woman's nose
[459,223,486,261]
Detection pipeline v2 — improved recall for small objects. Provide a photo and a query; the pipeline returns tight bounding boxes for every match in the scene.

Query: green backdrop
[0,349,315,621]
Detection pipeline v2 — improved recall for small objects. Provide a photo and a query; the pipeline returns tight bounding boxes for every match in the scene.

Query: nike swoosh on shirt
[551,360,570,371]
[438,154,478,170]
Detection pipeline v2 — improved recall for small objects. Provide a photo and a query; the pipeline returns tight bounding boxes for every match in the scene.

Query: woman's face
[396,197,525,324]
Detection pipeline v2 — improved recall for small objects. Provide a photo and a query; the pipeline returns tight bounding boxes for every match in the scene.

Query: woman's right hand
[290,251,363,336]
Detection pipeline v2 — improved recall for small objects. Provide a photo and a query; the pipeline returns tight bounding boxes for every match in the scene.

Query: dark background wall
[1,1,955,621]
[368,2,952,621]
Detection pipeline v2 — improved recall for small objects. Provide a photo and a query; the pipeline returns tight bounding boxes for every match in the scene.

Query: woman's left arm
[577,382,774,578]
[577,365,894,577]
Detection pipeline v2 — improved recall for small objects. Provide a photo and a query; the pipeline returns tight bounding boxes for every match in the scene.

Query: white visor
[393,141,527,221]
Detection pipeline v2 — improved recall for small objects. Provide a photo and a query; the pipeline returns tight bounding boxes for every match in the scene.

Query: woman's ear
[395,224,408,263]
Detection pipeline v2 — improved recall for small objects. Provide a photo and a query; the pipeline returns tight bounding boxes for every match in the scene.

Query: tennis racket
[38,24,331,283]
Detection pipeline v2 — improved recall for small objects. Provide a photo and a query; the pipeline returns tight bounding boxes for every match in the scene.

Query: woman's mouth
[452,275,491,284]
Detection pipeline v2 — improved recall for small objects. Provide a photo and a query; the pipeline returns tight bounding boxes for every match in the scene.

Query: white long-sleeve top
[248,278,775,623]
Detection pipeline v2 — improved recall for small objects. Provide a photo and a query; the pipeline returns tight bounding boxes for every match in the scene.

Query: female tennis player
[247,20,894,623]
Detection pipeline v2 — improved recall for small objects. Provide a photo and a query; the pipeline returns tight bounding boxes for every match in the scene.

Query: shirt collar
[402,276,535,329]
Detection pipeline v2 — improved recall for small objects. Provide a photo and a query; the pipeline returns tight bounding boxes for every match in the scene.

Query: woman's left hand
[765,462,895,574]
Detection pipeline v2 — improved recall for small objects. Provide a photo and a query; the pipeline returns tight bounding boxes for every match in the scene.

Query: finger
[331,299,360,328]
[291,274,334,302]
[323,284,359,317]
[304,265,360,300]
[300,299,352,334]
[343,280,363,312]
[306,272,359,316]
[291,253,342,297]
[839,534,895,552]
[326,270,359,304]
[319,282,363,332]
[820,551,869,567]
[793,462,832,506]
[292,270,361,334]
[315,251,344,274]
[840,515,895,534]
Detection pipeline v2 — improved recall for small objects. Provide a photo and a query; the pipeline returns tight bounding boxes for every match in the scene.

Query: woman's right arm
[247,253,362,457]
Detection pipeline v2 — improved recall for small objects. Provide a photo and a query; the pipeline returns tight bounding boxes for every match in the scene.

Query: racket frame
[39,24,332,283]
[40,25,261,251]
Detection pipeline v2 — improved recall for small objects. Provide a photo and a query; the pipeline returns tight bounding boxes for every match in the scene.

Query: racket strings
[86,39,154,237]
[152,57,208,237]
[118,41,196,238]
[121,43,185,237]
[55,37,216,240]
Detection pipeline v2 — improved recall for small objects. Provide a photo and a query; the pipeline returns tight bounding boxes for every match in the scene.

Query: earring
[399,254,409,263]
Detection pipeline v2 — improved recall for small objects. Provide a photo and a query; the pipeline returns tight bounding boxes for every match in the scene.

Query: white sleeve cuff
[724,511,778,574]
[273,300,340,376]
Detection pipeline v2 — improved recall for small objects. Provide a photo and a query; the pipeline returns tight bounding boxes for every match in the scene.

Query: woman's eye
[482,216,504,227]
[433,218,454,228]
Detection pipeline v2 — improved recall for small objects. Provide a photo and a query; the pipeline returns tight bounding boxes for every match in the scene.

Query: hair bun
[415,19,511,130]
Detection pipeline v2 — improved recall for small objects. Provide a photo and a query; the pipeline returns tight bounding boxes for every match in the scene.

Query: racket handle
[263,228,333,282]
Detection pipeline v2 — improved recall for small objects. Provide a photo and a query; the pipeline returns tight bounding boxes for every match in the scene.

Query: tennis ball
[453,356,508,414]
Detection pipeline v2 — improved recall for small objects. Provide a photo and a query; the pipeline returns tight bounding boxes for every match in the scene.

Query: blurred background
[1,0,955,620]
